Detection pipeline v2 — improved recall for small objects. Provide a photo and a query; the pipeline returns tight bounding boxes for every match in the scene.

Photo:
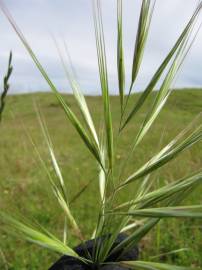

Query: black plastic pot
[49,233,138,270]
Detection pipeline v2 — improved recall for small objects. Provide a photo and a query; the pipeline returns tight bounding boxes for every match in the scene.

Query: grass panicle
[121,3,202,130]
[34,104,84,241]
[54,38,100,149]
[0,51,13,122]
[93,0,114,171]
[122,0,155,118]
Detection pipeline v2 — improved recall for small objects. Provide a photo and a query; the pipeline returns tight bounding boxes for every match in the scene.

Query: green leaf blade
[125,205,202,219]
[0,212,81,259]
[121,261,194,270]
[117,0,125,112]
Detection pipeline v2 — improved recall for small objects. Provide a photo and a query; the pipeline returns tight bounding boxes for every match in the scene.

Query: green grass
[0,88,202,269]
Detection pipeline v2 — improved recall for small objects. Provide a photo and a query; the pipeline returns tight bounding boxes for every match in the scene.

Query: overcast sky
[0,0,202,95]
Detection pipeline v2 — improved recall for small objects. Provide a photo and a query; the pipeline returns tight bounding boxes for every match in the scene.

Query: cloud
[0,0,202,95]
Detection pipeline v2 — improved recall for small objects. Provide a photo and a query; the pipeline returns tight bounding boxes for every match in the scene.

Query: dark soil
[49,233,138,270]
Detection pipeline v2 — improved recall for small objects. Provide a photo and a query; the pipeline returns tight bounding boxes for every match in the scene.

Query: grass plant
[0,1,202,269]
[0,51,12,122]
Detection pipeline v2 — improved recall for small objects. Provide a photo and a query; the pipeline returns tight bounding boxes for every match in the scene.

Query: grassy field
[0,89,202,269]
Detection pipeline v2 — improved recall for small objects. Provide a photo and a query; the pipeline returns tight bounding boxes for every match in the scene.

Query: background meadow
[0,89,202,269]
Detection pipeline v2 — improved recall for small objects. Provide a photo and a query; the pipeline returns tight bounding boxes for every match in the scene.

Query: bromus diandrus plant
[0,51,13,122]
[0,1,202,269]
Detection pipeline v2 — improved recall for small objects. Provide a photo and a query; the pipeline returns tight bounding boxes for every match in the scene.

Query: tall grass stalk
[0,51,13,122]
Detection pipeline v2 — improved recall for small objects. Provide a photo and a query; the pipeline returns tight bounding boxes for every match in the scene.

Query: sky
[0,0,202,95]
